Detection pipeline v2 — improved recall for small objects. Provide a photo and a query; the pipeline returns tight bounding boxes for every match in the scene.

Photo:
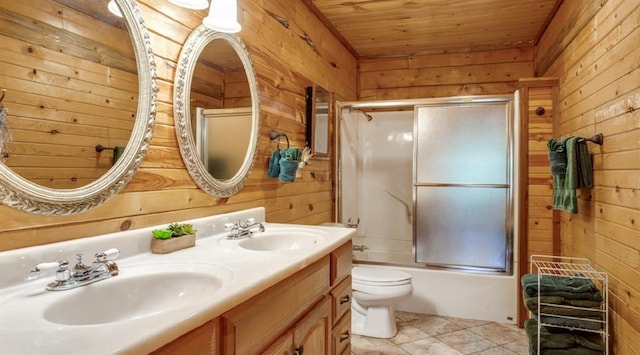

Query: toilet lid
[352,267,411,286]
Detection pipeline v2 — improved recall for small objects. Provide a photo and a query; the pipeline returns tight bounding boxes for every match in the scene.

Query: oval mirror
[0,0,157,215]
[174,26,260,197]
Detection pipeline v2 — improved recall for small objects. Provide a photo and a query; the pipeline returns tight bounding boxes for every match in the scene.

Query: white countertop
[0,208,354,354]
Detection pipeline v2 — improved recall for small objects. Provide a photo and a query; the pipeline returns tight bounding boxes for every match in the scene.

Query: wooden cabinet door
[292,297,331,355]
[262,331,294,355]
[222,257,330,354]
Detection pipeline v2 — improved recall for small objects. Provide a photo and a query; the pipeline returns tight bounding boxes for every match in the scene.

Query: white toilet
[351,266,413,338]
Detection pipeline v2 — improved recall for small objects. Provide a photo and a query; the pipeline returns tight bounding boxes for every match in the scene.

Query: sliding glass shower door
[414,101,513,273]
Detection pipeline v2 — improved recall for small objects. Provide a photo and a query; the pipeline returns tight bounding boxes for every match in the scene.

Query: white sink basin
[237,229,326,251]
[43,269,224,325]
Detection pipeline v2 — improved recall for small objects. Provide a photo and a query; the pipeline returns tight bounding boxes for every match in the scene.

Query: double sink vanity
[0,207,354,354]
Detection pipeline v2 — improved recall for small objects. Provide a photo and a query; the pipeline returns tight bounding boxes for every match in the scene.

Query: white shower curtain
[339,108,414,264]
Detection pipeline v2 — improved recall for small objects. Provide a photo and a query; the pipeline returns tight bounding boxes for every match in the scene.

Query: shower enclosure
[414,102,513,273]
[337,95,519,322]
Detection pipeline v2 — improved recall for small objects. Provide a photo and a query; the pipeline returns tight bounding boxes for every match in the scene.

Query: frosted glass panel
[415,186,508,270]
[416,104,508,184]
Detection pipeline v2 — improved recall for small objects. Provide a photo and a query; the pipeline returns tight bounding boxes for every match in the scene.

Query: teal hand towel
[268,150,281,178]
[279,158,298,182]
[282,147,301,161]
[112,146,125,165]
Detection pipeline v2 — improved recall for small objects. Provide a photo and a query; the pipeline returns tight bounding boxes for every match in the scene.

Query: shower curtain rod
[343,107,373,121]
[339,95,514,110]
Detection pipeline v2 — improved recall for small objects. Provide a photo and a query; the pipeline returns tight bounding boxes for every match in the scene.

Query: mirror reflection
[0,0,157,215]
[190,39,251,180]
[0,0,138,189]
[313,86,330,156]
[174,27,260,198]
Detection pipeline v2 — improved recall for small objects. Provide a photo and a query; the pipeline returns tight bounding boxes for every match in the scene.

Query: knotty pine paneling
[538,0,640,353]
[0,0,357,250]
[358,47,534,100]
[515,78,557,327]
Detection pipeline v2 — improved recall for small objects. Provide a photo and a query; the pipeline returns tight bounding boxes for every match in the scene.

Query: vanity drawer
[332,310,351,355]
[222,256,330,355]
[331,275,352,326]
[331,241,352,286]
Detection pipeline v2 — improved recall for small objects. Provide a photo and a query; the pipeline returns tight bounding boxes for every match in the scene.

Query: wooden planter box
[151,233,196,254]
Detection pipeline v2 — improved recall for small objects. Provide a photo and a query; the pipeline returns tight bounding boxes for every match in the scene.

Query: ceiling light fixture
[168,0,209,10]
[107,0,123,17]
[202,0,241,33]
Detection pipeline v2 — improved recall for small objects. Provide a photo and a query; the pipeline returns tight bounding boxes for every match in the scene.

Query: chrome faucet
[27,248,120,291]
[224,218,265,239]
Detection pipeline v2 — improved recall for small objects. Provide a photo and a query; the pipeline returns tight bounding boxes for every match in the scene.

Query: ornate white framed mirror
[173,26,260,197]
[0,0,157,215]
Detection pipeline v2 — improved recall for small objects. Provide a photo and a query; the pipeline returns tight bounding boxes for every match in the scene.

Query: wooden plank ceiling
[308,0,561,59]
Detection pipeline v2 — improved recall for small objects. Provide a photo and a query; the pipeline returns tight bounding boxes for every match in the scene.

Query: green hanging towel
[112,146,125,165]
[550,137,593,213]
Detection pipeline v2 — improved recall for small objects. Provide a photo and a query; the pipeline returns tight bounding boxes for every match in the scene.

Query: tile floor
[351,311,530,355]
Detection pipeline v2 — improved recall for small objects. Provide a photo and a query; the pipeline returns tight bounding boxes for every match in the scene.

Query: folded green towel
[523,293,602,318]
[524,294,602,310]
[536,314,604,331]
[521,274,603,301]
[525,318,604,354]
[268,149,281,178]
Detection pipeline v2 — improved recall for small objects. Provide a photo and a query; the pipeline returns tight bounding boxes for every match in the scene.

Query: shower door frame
[413,98,515,274]
[335,95,516,274]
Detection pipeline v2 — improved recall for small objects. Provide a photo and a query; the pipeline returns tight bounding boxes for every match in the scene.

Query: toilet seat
[352,267,411,286]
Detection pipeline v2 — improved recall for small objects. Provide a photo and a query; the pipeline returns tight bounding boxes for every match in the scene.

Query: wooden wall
[538,0,640,353]
[518,79,558,262]
[0,0,137,188]
[358,47,535,100]
[516,78,557,326]
[0,0,357,251]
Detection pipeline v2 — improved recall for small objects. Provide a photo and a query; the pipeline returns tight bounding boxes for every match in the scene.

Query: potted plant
[151,223,197,254]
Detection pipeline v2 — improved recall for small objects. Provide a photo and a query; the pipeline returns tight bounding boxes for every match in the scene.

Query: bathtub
[353,262,519,324]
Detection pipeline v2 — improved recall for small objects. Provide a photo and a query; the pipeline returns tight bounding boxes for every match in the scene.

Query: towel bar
[578,133,604,145]
[95,144,115,152]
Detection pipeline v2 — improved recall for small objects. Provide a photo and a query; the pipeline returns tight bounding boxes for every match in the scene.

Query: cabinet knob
[339,295,351,304]
[339,330,350,342]
[293,345,304,355]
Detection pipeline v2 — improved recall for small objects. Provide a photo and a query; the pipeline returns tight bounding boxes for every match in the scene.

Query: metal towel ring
[270,129,290,150]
